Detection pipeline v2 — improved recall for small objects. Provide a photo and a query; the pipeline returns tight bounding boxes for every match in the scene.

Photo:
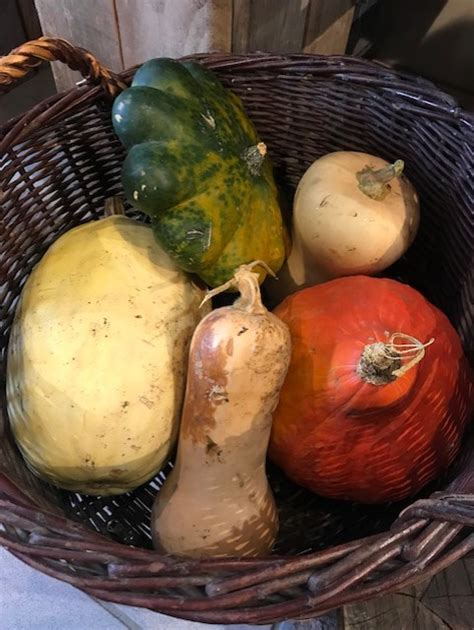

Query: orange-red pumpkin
[269,276,473,504]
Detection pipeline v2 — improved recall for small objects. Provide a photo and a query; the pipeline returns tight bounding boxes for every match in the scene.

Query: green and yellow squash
[112,58,286,287]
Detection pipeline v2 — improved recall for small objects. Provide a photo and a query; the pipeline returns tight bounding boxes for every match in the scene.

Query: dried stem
[358,332,434,385]
[200,261,275,312]
[356,159,404,200]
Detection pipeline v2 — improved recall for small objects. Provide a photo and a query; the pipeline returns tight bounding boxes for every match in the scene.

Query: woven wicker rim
[0,38,473,625]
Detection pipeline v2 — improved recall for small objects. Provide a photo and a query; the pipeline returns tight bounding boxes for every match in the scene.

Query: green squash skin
[112,58,286,287]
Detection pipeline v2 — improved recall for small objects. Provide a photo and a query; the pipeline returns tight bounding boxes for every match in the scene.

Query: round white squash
[6,215,207,495]
[266,151,420,302]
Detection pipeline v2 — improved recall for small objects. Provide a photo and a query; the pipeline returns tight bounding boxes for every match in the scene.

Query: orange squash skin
[269,276,473,504]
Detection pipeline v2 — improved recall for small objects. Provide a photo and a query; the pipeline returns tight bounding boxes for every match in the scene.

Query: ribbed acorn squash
[6,216,207,495]
[112,58,286,287]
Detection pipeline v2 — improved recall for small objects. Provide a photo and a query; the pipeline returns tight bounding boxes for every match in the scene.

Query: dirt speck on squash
[139,396,154,409]
[233,473,245,488]
[205,436,223,462]
[318,195,330,209]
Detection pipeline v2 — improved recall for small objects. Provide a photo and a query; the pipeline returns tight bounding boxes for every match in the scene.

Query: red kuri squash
[270,276,473,503]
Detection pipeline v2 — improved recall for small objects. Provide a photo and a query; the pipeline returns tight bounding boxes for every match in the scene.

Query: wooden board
[233,0,352,55]
[115,0,232,69]
[33,0,357,91]
[304,0,355,55]
[232,0,251,53]
[34,0,123,91]
[247,0,309,53]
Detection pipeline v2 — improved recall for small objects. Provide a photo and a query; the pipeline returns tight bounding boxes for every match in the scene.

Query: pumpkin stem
[243,142,267,176]
[356,159,404,201]
[357,332,434,385]
[200,261,274,313]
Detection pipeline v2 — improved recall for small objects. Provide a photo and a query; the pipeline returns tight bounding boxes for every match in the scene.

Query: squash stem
[357,333,434,385]
[201,261,273,313]
[356,159,404,201]
[243,142,267,176]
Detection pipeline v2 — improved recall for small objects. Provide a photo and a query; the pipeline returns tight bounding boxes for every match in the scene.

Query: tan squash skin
[266,151,420,302]
[152,264,291,558]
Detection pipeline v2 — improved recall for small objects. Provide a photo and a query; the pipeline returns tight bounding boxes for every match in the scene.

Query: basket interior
[1,57,473,555]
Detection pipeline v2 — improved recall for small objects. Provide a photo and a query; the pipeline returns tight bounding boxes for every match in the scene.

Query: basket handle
[0,36,126,97]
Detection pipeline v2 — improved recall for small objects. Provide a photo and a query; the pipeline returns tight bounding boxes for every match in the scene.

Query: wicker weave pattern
[0,39,473,624]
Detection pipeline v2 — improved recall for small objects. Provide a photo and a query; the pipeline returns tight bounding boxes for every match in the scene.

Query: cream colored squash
[266,152,420,303]
[152,264,291,558]
[7,215,208,495]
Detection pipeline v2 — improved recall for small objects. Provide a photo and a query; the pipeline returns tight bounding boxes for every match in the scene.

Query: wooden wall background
[33,0,356,91]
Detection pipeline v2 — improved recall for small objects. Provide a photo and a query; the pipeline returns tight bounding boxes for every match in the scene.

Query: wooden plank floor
[342,557,474,630]
[275,557,474,629]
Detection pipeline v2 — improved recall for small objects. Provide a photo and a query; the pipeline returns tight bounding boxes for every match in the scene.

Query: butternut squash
[151,263,291,557]
[266,152,420,302]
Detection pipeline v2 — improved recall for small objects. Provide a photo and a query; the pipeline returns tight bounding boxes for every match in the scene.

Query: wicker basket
[0,37,473,625]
